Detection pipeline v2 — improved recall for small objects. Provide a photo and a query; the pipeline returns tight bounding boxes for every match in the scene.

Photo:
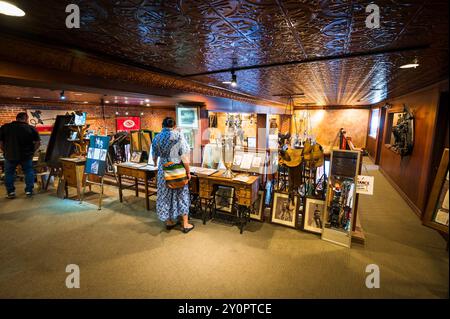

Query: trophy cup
[221,134,235,179]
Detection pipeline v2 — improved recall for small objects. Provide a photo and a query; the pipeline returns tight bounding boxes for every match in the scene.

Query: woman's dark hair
[162,117,175,128]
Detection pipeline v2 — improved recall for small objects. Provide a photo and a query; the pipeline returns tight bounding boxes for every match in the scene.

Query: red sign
[116,117,141,132]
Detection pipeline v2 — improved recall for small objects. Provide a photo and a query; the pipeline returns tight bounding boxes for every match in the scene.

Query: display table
[116,163,158,211]
[196,170,260,234]
[60,157,86,200]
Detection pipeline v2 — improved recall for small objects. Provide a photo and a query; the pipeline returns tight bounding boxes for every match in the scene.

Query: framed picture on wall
[181,129,194,149]
[176,107,198,129]
[423,148,449,233]
[303,198,326,234]
[270,192,298,228]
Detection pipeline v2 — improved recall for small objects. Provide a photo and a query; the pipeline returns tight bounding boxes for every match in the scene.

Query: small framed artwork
[303,198,326,234]
[215,186,235,214]
[250,190,265,221]
[130,151,143,163]
[270,191,298,228]
[423,148,449,233]
[181,129,194,149]
[177,107,199,129]
[247,137,257,148]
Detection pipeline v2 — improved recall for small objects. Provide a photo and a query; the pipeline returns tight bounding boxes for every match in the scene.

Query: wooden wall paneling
[378,83,445,216]
[256,114,268,149]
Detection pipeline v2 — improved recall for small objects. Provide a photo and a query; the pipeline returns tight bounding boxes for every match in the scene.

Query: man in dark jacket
[0,112,40,198]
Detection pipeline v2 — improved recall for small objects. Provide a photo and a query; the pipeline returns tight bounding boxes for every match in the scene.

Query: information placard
[85,135,111,176]
[356,175,374,195]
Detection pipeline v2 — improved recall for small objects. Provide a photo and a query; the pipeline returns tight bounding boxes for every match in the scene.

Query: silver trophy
[221,131,235,179]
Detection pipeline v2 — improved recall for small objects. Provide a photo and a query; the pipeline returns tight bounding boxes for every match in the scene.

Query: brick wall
[0,103,175,133]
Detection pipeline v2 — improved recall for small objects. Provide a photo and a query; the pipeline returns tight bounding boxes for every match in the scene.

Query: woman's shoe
[166,220,180,230]
[182,224,195,234]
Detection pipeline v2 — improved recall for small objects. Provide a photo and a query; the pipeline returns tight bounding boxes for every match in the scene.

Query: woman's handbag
[163,161,189,189]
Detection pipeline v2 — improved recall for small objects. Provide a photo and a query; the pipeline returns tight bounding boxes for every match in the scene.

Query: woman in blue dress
[151,117,194,233]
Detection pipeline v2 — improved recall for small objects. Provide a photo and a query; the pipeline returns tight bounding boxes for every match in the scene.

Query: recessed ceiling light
[400,63,419,69]
[105,100,110,104]
[16,97,20,99]
[115,111,119,115]
[74,93,83,96]
[140,112,144,116]
[144,99,150,103]
[125,112,129,115]
[146,103,150,107]
[83,101,88,104]
[33,96,40,99]
[400,58,419,69]
[0,1,25,17]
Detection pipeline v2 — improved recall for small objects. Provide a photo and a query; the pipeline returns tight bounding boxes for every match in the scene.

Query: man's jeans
[4,159,35,194]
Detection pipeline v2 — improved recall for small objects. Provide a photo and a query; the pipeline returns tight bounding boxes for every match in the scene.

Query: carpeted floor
[0,159,448,298]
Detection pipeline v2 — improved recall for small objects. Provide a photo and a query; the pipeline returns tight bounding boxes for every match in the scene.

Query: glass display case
[322,149,361,248]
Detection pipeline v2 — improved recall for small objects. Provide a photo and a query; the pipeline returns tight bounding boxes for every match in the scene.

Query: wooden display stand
[116,163,158,211]
[80,174,105,210]
[60,157,86,200]
[197,170,260,234]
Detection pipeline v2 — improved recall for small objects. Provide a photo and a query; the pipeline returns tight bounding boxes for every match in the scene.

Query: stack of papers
[121,162,147,168]
[138,164,158,171]
[190,167,217,176]
[233,175,250,183]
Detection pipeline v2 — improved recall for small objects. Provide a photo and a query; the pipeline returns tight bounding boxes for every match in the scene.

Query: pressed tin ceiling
[0,0,448,106]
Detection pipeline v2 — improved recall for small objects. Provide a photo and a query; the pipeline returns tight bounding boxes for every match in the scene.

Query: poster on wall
[85,135,111,176]
[116,117,141,132]
[27,109,73,135]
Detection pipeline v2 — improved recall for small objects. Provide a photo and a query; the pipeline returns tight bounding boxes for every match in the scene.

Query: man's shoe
[7,192,16,199]
[25,191,33,198]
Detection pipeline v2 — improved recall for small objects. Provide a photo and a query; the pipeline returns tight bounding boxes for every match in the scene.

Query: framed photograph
[215,186,235,213]
[270,191,298,228]
[181,129,194,149]
[303,198,326,234]
[130,151,143,163]
[247,136,257,148]
[177,107,199,129]
[423,148,449,233]
[250,190,265,221]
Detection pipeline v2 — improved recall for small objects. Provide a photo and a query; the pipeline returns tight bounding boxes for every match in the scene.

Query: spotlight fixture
[222,70,237,87]
[231,71,237,87]
[400,58,419,69]
[0,1,25,17]
[115,111,119,115]
[105,100,110,104]
[59,90,66,100]
[125,112,129,115]
[146,103,150,107]
[144,99,150,103]
[83,101,88,104]
[140,112,144,116]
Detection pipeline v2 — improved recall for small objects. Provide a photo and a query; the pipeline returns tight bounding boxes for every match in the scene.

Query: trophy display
[221,134,236,179]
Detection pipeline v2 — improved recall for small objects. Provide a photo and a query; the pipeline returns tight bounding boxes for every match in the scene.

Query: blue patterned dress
[151,128,191,222]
